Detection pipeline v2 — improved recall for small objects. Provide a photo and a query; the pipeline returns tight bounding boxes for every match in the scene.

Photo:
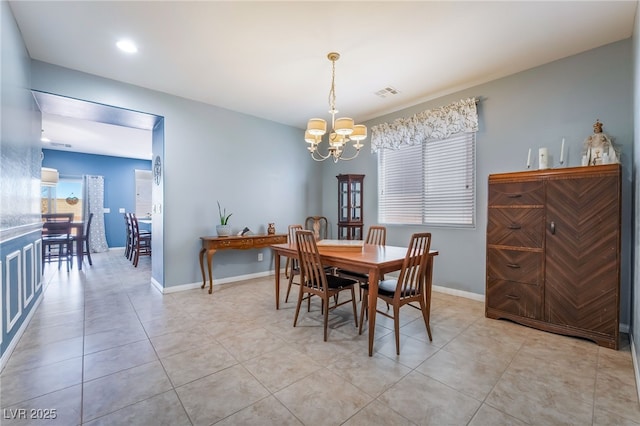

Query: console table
[199,234,287,294]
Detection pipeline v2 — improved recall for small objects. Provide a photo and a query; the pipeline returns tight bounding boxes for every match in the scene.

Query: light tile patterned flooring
[1,249,639,425]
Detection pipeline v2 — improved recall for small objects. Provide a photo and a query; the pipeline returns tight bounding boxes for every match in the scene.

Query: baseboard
[158,270,278,294]
[432,284,485,302]
[0,294,43,372]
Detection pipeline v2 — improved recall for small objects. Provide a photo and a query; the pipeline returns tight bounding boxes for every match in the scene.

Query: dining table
[270,242,438,356]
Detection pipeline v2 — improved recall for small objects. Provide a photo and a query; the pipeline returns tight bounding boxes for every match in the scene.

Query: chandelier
[305,52,367,162]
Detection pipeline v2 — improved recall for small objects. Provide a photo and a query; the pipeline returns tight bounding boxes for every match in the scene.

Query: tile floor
[1,249,639,425]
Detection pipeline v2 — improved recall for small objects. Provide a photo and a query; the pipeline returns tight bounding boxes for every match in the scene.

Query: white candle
[560,138,565,164]
[526,148,531,168]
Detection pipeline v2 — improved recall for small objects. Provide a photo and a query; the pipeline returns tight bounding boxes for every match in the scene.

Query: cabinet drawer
[487,279,542,320]
[487,208,544,248]
[211,239,253,249]
[254,236,286,247]
[489,181,544,206]
[487,249,542,285]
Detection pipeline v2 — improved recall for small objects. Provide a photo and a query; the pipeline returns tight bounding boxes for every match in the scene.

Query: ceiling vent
[374,86,400,98]
[50,142,73,148]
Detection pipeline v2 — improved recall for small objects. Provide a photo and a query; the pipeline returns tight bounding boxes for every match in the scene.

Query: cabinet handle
[506,263,520,269]
[506,294,520,300]
[550,221,556,234]
[508,224,521,230]
[507,193,522,198]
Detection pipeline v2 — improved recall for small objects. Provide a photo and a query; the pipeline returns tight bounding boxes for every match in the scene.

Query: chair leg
[85,241,93,266]
[285,272,295,303]
[323,295,329,342]
[293,286,305,327]
[350,287,358,328]
[419,297,433,341]
[358,290,368,335]
[394,304,401,355]
[285,258,290,279]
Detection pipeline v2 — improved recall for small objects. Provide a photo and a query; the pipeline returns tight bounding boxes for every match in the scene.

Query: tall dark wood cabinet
[486,164,621,349]
[337,174,364,240]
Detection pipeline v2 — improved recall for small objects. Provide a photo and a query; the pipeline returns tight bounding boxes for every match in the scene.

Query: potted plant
[216,201,232,236]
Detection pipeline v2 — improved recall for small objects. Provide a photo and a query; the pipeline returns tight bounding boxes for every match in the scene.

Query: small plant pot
[216,224,232,237]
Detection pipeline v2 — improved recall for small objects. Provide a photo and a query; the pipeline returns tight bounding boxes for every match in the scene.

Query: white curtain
[371,97,479,152]
[83,175,109,252]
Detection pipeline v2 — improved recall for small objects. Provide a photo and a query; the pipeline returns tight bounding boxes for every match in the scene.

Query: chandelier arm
[331,148,361,162]
[310,147,332,161]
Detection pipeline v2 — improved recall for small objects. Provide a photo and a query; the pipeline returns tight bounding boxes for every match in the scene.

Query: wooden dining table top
[270,242,438,274]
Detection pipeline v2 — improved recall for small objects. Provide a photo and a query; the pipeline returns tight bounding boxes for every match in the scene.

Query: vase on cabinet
[216,224,231,237]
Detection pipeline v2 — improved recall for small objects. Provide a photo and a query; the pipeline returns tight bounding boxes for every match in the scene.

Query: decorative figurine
[583,120,619,166]
[267,223,276,235]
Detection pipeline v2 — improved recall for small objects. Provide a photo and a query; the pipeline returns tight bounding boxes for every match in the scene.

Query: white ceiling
[9,1,637,159]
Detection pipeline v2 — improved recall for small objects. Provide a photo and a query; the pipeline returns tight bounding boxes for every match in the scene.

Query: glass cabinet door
[337,174,364,240]
[340,181,349,221]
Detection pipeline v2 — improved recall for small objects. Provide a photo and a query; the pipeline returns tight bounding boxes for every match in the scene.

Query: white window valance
[371,97,479,152]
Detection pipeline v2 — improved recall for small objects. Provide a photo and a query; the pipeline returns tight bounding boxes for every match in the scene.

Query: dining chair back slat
[284,224,304,303]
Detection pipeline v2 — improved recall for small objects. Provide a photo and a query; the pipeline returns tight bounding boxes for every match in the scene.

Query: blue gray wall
[0,0,44,363]
[321,39,634,328]
[30,60,320,290]
[41,149,152,248]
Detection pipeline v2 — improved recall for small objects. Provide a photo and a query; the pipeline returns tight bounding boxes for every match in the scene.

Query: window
[135,169,152,218]
[41,177,84,220]
[378,132,475,227]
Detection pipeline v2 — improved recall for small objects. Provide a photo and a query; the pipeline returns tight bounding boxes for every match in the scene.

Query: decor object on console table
[583,120,620,166]
[337,174,364,240]
[267,223,276,234]
[216,201,232,236]
[486,164,621,349]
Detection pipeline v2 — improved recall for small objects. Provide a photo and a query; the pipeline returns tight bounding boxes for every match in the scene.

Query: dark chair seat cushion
[306,274,356,290]
[361,279,416,298]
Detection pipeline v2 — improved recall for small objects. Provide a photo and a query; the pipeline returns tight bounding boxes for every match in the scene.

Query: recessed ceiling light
[116,39,138,54]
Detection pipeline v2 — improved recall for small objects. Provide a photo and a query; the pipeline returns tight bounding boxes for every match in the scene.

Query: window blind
[378,132,475,227]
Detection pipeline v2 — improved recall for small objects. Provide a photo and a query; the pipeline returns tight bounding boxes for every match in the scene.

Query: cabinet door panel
[487,208,544,247]
[545,175,619,333]
[487,279,542,320]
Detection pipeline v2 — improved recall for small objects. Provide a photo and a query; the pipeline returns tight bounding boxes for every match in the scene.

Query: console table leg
[199,248,207,289]
[274,253,281,309]
[206,249,216,294]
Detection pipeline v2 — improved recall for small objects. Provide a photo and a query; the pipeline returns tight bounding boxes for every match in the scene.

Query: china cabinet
[337,174,364,240]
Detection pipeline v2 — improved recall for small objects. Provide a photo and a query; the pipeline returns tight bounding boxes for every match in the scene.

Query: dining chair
[284,224,303,303]
[131,213,152,267]
[71,212,93,266]
[304,216,328,240]
[43,212,74,223]
[42,216,73,271]
[336,225,387,299]
[124,213,133,260]
[293,230,359,341]
[359,232,432,355]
